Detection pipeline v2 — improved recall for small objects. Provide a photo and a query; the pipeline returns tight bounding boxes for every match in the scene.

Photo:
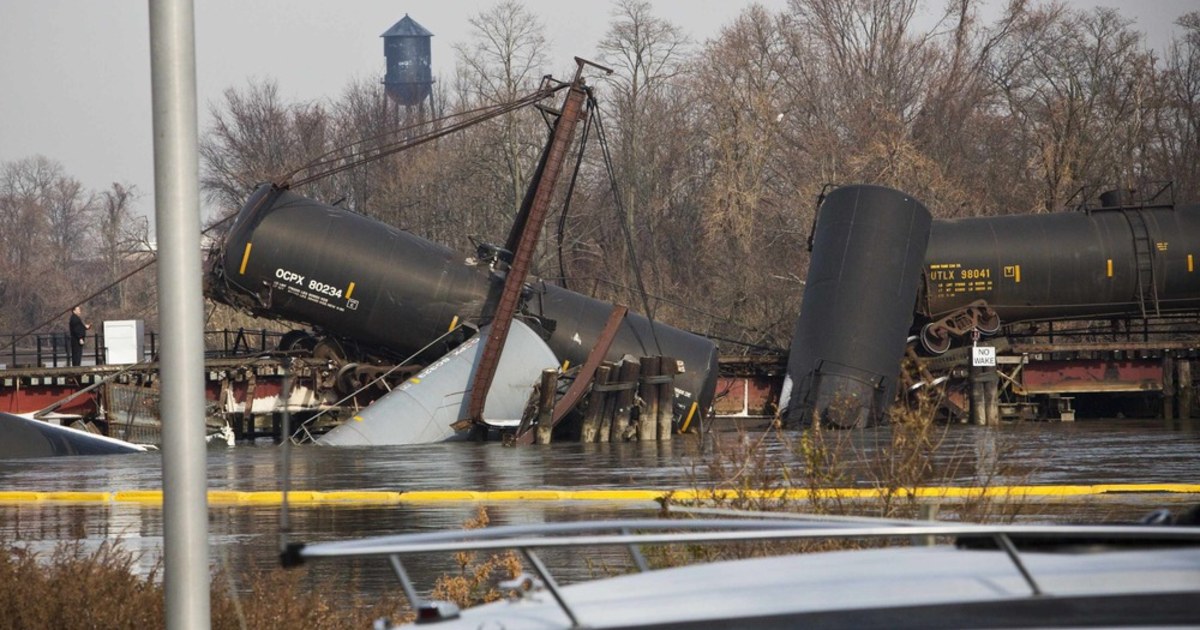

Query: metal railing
[0,328,286,369]
[1006,313,1200,348]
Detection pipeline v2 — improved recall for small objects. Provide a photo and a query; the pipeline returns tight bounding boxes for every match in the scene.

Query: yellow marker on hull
[239,242,253,274]
[679,401,700,433]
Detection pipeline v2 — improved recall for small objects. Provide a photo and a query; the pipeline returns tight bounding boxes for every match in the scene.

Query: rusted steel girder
[462,59,609,427]
[1020,359,1163,394]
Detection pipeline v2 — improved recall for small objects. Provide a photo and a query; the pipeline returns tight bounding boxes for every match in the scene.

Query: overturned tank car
[205,183,719,438]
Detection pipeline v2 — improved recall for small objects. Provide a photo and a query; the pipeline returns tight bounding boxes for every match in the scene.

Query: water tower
[381,14,434,111]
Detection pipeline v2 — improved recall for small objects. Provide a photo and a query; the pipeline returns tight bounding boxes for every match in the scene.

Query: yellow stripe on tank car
[449,315,459,331]
[238,243,252,275]
[1107,259,1113,278]
[1014,265,1021,283]
[679,401,700,433]
[1189,254,1194,273]
[345,281,355,299]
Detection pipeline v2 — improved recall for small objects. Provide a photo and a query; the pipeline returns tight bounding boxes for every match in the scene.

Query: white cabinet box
[103,320,145,365]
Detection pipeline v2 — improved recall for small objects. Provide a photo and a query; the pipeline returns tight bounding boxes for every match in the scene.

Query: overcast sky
[0,0,1192,224]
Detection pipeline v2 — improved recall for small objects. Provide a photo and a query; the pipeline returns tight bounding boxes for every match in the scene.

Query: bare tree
[454,1,548,105]
[96,183,145,311]
[327,77,408,221]
[0,157,87,330]
[789,0,940,131]
[0,157,56,274]
[452,1,550,228]
[990,6,1157,211]
[200,80,333,216]
[907,0,1030,216]
[687,5,805,349]
[695,5,791,248]
[1149,11,1200,202]
[587,0,695,313]
[0,157,161,336]
[45,174,95,269]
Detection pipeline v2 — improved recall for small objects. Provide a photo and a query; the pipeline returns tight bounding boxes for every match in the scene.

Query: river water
[0,419,1197,603]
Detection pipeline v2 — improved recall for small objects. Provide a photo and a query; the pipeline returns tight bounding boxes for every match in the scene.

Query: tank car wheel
[335,363,362,396]
[920,323,951,355]
[975,311,1002,335]
[277,330,317,355]
[312,337,348,365]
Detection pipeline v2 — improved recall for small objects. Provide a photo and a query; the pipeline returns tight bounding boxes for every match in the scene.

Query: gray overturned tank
[784,185,932,428]
[318,320,558,445]
[0,412,147,458]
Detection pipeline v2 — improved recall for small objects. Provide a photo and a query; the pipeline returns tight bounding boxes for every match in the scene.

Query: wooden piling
[969,365,984,425]
[985,374,999,426]
[535,368,557,445]
[639,357,661,441]
[243,370,257,437]
[582,364,612,443]
[611,359,641,442]
[1179,360,1194,431]
[657,356,676,441]
[599,362,621,442]
[215,377,234,439]
[970,364,999,425]
[1163,355,1176,427]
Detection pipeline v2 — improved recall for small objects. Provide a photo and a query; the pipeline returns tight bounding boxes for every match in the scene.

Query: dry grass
[0,507,527,628]
[0,540,162,629]
[0,539,411,630]
[692,383,1032,520]
[211,563,412,629]
[645,378,1039,567]
[429,507,524,608]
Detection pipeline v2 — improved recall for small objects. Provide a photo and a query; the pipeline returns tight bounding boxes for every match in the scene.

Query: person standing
[68,305,91,367]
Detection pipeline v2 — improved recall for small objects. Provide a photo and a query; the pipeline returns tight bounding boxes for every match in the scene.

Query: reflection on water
[0,420,1196,599]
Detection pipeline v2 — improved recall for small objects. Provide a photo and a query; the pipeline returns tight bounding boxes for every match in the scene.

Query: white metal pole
[148,0,211,627]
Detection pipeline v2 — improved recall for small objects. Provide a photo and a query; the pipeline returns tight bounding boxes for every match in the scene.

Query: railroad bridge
[715,317,1199,427]
[2,318,1197,446]
[0,328,393,445]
